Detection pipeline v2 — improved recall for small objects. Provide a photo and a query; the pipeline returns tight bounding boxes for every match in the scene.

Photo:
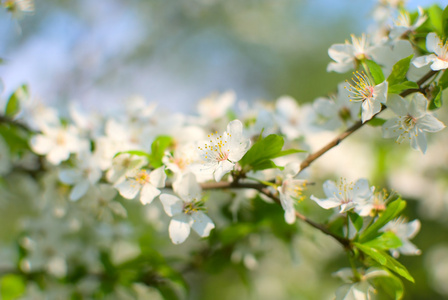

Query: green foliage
[428,5,444,36]
[0,274,26,300]
[149,135,173,168]
[362,231,403,250]
[359,198,406,243]
[364,60,385,85]
[239,134,303,172]
[354,243,414,282]
[348,212,363,233]
[388,81,419,94]
[5,85,28,118]
[373,271,405,300]
[387,55,413,86]
[442,5,448,39]
[0,124,31,154]
[367,117,387,127]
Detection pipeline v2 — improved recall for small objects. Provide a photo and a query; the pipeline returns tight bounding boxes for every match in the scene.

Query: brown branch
[298,70,438,173]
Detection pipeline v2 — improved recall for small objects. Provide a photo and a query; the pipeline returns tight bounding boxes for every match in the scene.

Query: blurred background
[1,0,448,299]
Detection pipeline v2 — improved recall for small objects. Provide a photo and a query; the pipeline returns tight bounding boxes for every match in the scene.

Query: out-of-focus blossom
[334,267,389,300]
[159,173,214,244]
[389,7,427,39]
[116,166,166,205]
[310,178,374,216]
[413,32,448,71]
[30,124,86,165]
[383,93,445,154]
[381,218,421,258]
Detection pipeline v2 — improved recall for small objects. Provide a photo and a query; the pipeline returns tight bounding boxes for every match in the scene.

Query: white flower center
[199,131,231,163]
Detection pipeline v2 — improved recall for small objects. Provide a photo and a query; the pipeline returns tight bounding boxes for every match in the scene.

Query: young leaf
[149,135,173,168]
[239,134,284,169]
[388,81,419,94]
[362,231,403,250]
[0,274,26,300]
[114,150,151,159]
[365,60,385,85]
[271,148,306,159]
[387,55,413,86]
[438,69,448,90]
[428,5,443,35]
[367,117,387,127]
[5,85,28,118]
[348,212,363,232]
[354,243,414,282]
[443,5,448,39]
[373,271,404,300]
[359,198,406,242]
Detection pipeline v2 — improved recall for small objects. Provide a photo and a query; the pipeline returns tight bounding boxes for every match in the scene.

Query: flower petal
[116,179,140,200]
[190,211,215,237]
[159,194,184,217]
[169,214,191,244]
[149,166,167,188]
[140,183,161,205]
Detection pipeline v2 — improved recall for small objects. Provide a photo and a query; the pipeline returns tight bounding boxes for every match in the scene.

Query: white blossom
[159,173,215,244]
[197,119,250,181]
[413,32,448,71]
[383,93,445,154]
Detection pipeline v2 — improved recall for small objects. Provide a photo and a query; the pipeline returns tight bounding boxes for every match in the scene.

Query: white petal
[412,55,430,68]
[159,194,184,217]
[323,180,338,198]
[213,160,235,182]
[173,172,202,202]
[415,130,427,154]
[149,166,166,188]
[310,195,341,210]
[418,114,445,132]
[30,135,54,155]
[59,169,79,184]
[70,180,90,201]
[426,32,439,53]
[373,81,388,104]
[140,183,160,205]
[386,94,407,116]
[190,211,215,237]
[116,179,140,200]
[382,118,400,138]
[169,214,191,244]
[430,58,448,70]
[47,147,71,165]
[279,192,296,224]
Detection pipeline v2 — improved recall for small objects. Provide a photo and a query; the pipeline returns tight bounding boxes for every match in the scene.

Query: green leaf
[5,85,28,118]
[359,198,406,243]
[0,274,26,300]
[438,69,448,90]
[271,148,306,158]
[348,212,363,232]
[251,159,284,171]
[428,5,443,35]
[367,117,387,127]
[433,85,443,108]
[114,150,151,159]
[220,224,255,246]
[354,243,414,282]
[364,60,385,85]
[387,55,413,86]
[443,5,448,39]
[363,231,403,250]
[149,135,173,168]
[388,81,419,94]
[355,242,387,264]
[373,271,404,300]
[239,134,284,169]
